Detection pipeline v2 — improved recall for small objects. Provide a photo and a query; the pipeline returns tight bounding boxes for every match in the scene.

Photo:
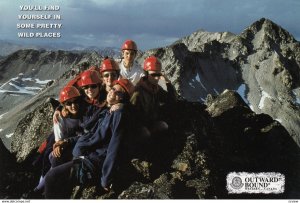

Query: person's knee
[44,172,53,187]
[140,127,151,138]
[151,121,168,134]
[157,121,168,131]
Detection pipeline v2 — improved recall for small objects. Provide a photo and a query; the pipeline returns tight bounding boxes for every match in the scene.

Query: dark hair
[122,92,130,104]
[114,87,129,104]
[143,70,148,80]
[63,96,86,118]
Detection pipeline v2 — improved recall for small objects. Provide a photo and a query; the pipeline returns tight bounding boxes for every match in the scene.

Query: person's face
[147,71,162,85]
[106,84,125,105]
[63,98,79,115]
[82,84,100,100]
[122,50,136,67]
[102,71,118,89]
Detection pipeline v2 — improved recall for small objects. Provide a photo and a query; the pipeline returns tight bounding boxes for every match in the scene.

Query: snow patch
[275,118,283,123]
[22,78,33,82]
[7,82,36,95]
[195,73,200,82]
[195,72,207,90]
[0,129,3,132]
[0,77,19,89]
[35,79,52,85]
[25,86,42,90]
[258,91,272,109]
[189,82,195,88]
[236,84,250,104]
[188,72,207,91]
[292,90,300,105]
[0,112,8,120]
[6,133,13,138]
[0,77,52,95]
[213,88,219,95]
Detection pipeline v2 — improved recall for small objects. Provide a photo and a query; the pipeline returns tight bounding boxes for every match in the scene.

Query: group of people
[33,40,177,199]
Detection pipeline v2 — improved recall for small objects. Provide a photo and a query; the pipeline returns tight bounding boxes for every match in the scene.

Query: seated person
[43,79,135,199]
[99,58,120,92]
[131,56,177,138]
[34,86,84,192]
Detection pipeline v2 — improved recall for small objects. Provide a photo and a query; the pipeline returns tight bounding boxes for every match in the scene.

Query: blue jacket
[72,105,128,188]
[67,103,108,146]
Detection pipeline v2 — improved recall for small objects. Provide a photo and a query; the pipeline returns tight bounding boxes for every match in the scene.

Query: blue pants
[44,161,73,199]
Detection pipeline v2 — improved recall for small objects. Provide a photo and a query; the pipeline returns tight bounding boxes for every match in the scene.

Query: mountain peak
[240,18,296,44]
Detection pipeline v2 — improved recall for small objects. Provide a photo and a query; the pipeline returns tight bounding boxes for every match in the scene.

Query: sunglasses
[149,73,162,77]
[64,99,79,106]
[82,84,98,90]
[103,72,118,78]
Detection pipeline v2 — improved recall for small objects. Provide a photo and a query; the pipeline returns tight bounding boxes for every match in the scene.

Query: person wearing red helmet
[54,86,82,143]
[77,69,107,106]
[43,79,134,198]
[51,86,85,164]
[53,68,106,124]
[119,40,144,85]
[131,56,177,140]
[72,78,134,178]
[34,86,85,194]
[100,58,120,92]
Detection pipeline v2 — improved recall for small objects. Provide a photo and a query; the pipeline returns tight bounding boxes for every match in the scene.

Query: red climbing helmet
[59,86,81,103]
[100,58,120,73]
[121,40,137,51]
[78,70,102,87]
[143,56,162,72]
[114,78,135,97]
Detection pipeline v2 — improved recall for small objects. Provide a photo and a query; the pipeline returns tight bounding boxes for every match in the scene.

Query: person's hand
[52,140,68,157]
[110,103,124,113]
[160,71,171,83]
[53,110,61,124]
[52,145,62,158]
[53,140,65,150]
[61,107,69,117]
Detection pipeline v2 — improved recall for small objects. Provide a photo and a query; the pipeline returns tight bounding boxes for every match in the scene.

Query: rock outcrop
[10,98,59,162]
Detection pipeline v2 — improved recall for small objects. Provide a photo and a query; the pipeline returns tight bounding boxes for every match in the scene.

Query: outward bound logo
[230,177,244,189]
[226,172,285,194]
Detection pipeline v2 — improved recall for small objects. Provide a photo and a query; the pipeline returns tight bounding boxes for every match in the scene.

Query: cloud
[1,0,299,50]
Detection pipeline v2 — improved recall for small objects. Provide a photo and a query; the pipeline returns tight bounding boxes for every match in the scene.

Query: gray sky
[0,0,299,50]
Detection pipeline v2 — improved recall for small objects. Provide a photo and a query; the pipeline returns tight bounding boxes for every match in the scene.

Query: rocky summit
[2,90,300,199]
[137,18,300,147]
[0,18,300,199]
